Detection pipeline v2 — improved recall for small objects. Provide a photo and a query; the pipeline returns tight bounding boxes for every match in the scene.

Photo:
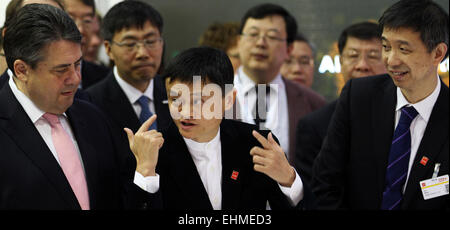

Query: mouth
[133,63,155,70]
[251,53,268,60]
[179,120,196,130]
[61,89,76,96]
[390,70,409,81]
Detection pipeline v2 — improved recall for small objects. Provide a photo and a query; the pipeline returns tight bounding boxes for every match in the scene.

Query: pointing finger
[252,130,271,150]
[137,114,157,133]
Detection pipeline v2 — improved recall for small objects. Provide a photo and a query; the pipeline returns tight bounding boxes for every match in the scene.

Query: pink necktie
[43,113,90,210]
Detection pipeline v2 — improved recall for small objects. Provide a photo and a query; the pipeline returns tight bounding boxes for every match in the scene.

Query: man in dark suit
[148,47,314,210]
[312,0,449,210]
[63,0,110,89]
[0,4,161,210]
[233,3,325,164]
[86,1,170,136]
[294,22,387,186]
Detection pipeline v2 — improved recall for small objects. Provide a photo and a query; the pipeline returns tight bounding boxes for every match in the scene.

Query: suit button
[141,202,148,210]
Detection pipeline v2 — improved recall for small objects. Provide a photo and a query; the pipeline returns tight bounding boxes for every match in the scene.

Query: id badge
[420,175,449,200]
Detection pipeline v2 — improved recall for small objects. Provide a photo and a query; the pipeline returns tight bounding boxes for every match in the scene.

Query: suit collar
[0,84,81,209]
[402,82,449,207]
[371,76,397,199]
[164,120,246,210]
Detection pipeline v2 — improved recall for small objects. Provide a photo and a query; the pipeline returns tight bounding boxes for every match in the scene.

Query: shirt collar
[114,66,154,104]
[184,128,221,160]
[395,75,441,123]
[234,66,283,95]
[8,75,67,123]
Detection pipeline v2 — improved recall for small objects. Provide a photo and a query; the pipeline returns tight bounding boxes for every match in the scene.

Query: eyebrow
[381,37,411,46]
[52,57,82,70]
[246,26,280,33]
[120,32,158,41]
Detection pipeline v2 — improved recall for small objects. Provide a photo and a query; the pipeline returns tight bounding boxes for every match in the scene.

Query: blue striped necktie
[137,95,157,130]
[381,106,418,210]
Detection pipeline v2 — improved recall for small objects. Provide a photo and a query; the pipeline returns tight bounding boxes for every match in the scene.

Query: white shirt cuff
[133,171,160,193]
[278,167,304,206]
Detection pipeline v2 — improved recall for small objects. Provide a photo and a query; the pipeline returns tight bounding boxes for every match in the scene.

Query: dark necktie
[252,84,271,129]
[381,106,418,210]
[137,95,157,130]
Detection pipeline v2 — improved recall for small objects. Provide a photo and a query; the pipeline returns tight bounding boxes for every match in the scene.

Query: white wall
[1,0,13,27]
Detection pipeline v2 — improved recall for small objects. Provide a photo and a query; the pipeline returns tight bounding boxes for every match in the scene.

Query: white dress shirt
[233,66,290,157]
[395,75,441,192]
[8,75,86,172]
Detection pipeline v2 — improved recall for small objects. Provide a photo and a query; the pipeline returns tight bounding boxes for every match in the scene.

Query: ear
[432,42,448,66]
[286,42,294,57]
[104,40,114,62]
[13,59,30,82]
[224,88,236,110]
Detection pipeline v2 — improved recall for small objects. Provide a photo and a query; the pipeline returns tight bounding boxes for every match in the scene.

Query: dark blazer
[284,78,326,162]
[0,84,159,209]
[81,60,111,90]
[157,119,316,210]
[312,74,449,210]
[0,70,10,90]
[294,100,337,187]
[86,72,171,134]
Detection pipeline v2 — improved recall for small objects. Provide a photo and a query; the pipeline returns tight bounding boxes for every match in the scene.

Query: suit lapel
[220,120,244,210]
[104,75,141,132]
[65,103,99,209]
[402,83,449,207]
[0,85,80,209]
[371,78,397,200]
[166,124,213,210]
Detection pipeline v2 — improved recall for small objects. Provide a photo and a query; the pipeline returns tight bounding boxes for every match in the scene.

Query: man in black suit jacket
[0,70,8,89]
[86,1,170,138]
[146,47,314,210]
[312,0,449,210]
[294,22,387,186]
[0,4,161,210]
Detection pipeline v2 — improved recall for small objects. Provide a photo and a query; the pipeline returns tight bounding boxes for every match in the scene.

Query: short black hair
[102,0,163,41]
[162,46,234,96]
[294,32,316,58]
[239,3,297,44]
[3,4,81,72]
[379,0,449,59]
[338,21,381,54]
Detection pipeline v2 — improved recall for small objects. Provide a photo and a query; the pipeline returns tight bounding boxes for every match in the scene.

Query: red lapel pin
[231,170,239,180]
[420,156,429,166]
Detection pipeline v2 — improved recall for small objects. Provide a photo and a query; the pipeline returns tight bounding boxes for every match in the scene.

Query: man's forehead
[22,0,62,9]
[344,37,382,50]
[114,21,161,38]
[243,15,286,32]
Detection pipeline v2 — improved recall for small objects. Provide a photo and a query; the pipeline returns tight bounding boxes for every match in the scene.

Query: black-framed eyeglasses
[111,38,163,51]
[241,32,286,43]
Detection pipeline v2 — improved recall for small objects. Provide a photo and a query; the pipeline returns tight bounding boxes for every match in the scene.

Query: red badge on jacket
[231,170,239,180]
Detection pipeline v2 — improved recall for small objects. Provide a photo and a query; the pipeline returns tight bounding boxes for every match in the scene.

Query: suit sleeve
[294,117,322,187]
[311,80,353,210]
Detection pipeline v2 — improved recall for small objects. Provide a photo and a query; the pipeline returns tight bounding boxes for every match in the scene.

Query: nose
[66,65,82,87]
[135,43,150,60]
[255,35,268,47]
[354,56,370,72]
[384,50,402,68]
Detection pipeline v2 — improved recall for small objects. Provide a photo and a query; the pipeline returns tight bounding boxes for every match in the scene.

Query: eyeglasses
[241,32,286,44]
[341,50,382,65]
[285,56,313,67]
[111,38,163,52]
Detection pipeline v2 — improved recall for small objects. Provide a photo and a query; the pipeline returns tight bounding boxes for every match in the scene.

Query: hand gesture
[124,115,163,177]
[250,131,295,187]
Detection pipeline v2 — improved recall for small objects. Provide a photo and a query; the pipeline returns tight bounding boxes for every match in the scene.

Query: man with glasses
[280,33,317,88]
[234,3,325,169]
[63,0,111,89]
[294,21,387,187]
[86,1,171,185]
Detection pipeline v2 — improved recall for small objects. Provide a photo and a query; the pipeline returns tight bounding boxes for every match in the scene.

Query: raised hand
[124,115,164,177]
[250,131,295,187]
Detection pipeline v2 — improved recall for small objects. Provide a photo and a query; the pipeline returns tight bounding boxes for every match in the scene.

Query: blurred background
[1,0,448,101]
